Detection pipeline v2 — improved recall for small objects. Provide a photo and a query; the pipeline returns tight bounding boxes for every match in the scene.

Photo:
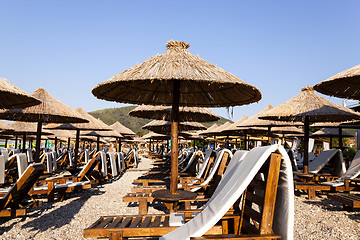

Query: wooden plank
[152,216,162,227]
[129,216,142,228]
[163,216,170,227]
[118,217,132,228]
[107,217,122,228]
[139,216,152,227]
[95,217,113,229]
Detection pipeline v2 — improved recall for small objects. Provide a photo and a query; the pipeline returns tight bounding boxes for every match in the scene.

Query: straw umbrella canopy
[129,105,220,122]
[142,120,206,134]
[259,86,360,173]
[44,107,111,165]
[0,88,88,161]
[199,123,219,136]
[83,130,123,151]
[0,77,42,109]
[311,128,353,138]
[110,121,135,152]
[314,64,360,100]
[92,40,261,196]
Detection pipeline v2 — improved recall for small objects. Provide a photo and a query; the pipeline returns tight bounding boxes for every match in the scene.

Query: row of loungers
[83,144,294,239]
[0,147,140,218]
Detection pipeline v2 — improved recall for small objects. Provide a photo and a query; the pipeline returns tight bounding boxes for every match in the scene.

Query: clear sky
[0,1,359,122]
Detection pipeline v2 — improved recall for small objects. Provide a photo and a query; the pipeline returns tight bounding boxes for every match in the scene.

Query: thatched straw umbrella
[311,127,353,149]
[44,107,111,166]
[0,88,88,161]
[92,40,261,196]
[129,105,220,122]
[110,121,135,152]
[46,129,76,152]
[83,130,122,151]
[0,121,13,148]
[10,121,53,152]
[0,77,41,109]
[259,86,360,173]
[314,64,360,100]
[142,120,206,134]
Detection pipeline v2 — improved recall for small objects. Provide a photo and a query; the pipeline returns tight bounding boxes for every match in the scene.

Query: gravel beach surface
[0,155,359,239]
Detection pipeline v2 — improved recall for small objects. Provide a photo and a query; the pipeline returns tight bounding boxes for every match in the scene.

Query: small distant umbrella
[92,40,261,195]
[311,128,353,138]
[314,64,360,100]
[199,123,219,136]
[129,105,220,122]
[0,88,88,161]
[0,77,41,109]
[142,120,206,134]
[83,130,122,151]
[110,121,135,152]
[44,107,111,166]
[259,86,360,173]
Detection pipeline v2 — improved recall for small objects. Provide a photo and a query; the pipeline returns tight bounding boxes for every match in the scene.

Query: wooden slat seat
[328,193,360,211]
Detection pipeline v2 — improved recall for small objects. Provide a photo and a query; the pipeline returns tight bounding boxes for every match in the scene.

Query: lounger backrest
[45,153,53,173]
[341,150,360,179]
[0,163,45,210]
[161,145,294,240]
[181,150,203,173]
[51,151,57,171]
[0,155,5,184]
[1,149,9,163]
[116,152,125,171]
[100,151,108,177]
[108,152,118,176]
[309,149,345,176]
[286,149,298,171]
[77,155,98,181]
[85,149,90,163]
[193,149,213,179]
[16,153,28,178]
[26,148,33,163]
[68,150,73,167]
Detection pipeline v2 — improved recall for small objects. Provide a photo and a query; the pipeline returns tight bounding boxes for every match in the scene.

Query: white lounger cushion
[108,152,118,176]
[161,145,294,240]
[323,150,360,187]
[309,149,345,176]
[16,153,28,178]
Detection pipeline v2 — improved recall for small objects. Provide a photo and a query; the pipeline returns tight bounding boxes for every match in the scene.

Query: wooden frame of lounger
[0,163,45,218]
[83,152,282,239]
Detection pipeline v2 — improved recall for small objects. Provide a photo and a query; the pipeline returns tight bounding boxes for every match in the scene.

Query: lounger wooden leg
[139,198,148,215]
[109,231,123,240]
[308,187,315,200]
[47,182,55,202]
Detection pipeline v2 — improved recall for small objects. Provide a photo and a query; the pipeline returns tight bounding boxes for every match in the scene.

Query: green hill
[88,106,232,136]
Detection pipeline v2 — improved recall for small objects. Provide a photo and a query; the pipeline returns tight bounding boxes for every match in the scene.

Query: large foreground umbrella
[92,40,261,195]
[0,88,88,161]
[0,77,41,109]
[314,64,360,100]
[129,105,220,122]
[259,86,360,173]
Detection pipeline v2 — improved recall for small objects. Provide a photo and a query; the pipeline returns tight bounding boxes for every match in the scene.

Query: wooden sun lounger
[0,163,45,218]
[328,193,360,211]
[84,150,284,239]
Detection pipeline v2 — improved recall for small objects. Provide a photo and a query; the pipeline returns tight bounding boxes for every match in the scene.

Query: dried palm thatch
[142,132,171,140]
[0,120,13,131]
[44,107,111,131]
[270,126,304,134]
[205,121,232,136]
[239,104,303,127]
[259,86,360,122]
[142,120,206,134]
[0,88,88,123]
[199,123,219,136]
[314,64,360,100]
[92,40,261,107]
[311,120,360,129]
[129,105,220,122]
[0,77,41,109]
[311,128,353,138]
[46,129,76,139]
[180,131,204,140]
[83,130,122,138]
[110,121,136,136]
[10,122,53,135]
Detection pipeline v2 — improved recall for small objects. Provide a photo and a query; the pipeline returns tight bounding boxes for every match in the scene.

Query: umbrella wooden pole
[15,136,18,150]
[22,133,26,153]
[267,126,272,145]
[170,80,180,195]
[74,129,80,168]
[244,131,248,150]
[34,120,43,162]
[97,136,100,151]
[67,137,70,150]
[330,137,333,149]
[55,137,58,153]
[4,139,7,148]
[119,138,122,152]
[339,127,343,150]
[303,116,310,174]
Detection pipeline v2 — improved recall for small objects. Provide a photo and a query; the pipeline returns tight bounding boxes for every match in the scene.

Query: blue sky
[0,1,359,122]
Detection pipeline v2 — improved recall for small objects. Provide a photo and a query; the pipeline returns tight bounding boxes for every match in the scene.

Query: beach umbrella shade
[142,120,206,134]
[44,107,111,166]
[0,88,88,161]
[259,86,360,173]
[110,121,135,151]
[199,123,219,136]
[92,40,261,195]
[311,127,353,138]
[129,105,220,122]
[83,130,122,151]
[0,77,42,109]
[314,64,360,100]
